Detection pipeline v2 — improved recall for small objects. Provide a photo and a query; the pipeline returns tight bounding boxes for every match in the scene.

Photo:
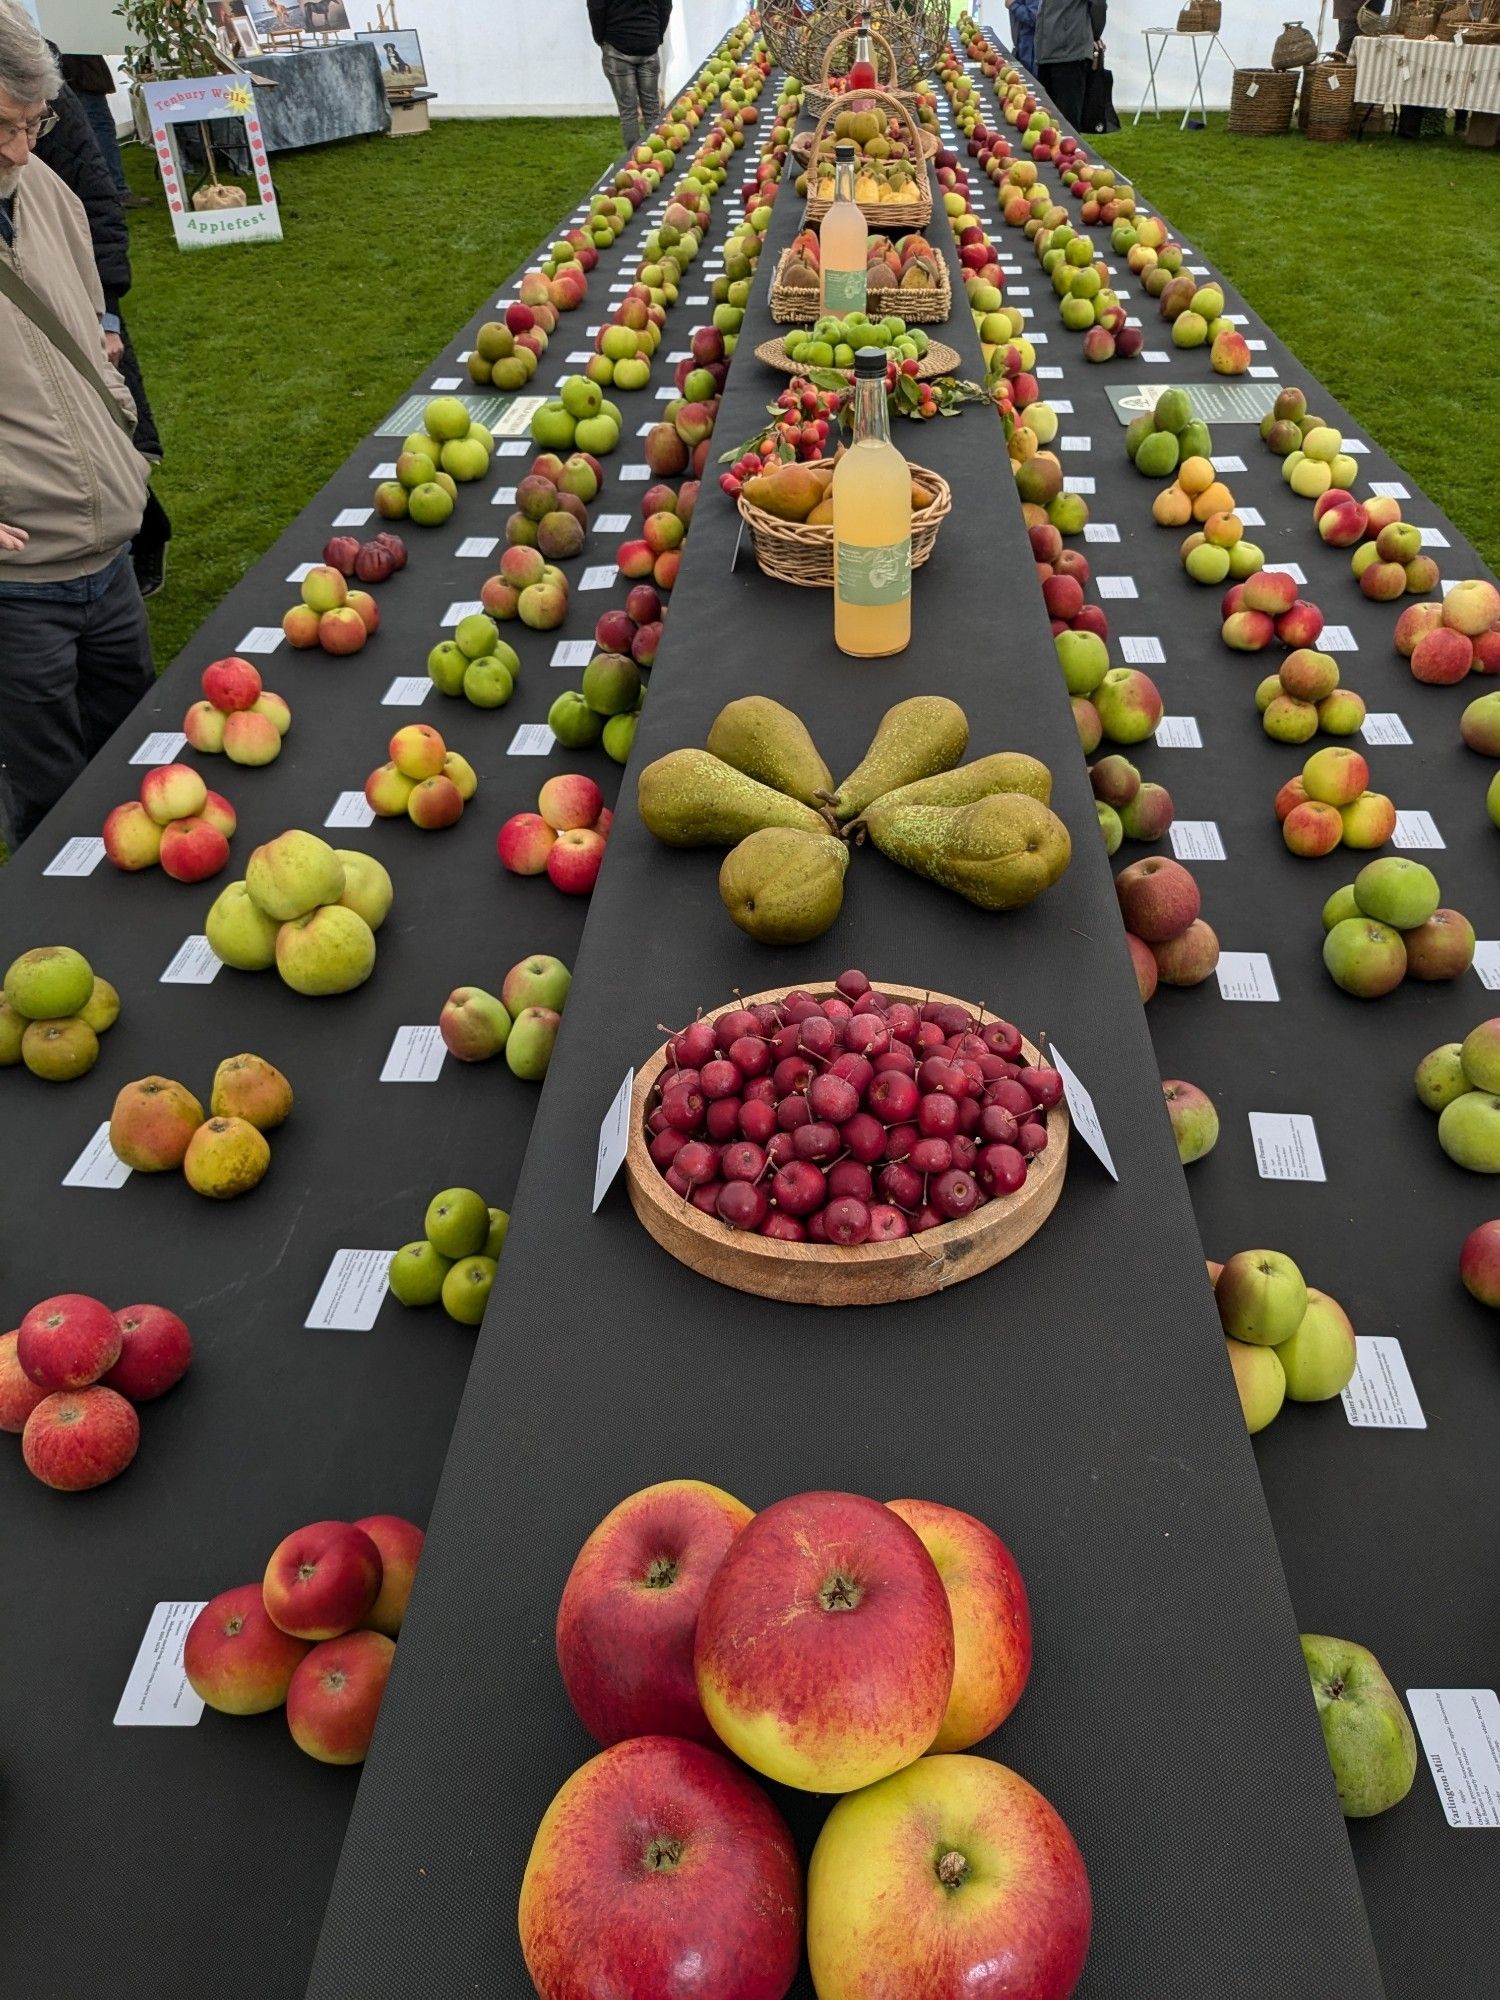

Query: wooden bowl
[624,983,1069,1308]
[754,334,960,382]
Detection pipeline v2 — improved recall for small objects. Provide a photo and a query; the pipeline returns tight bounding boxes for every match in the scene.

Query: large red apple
[887,1497,1031,1750]
[22,1386,139,1489]
[556,1478,753,1746]
[262,1520,382,1639]
[693,1489,954,1792]
[808,1753,1091,1999]
[519,1736,802,2000]
[16,1292,120,1391]
[103,1302,192,1401]
[185,1583,311,1713]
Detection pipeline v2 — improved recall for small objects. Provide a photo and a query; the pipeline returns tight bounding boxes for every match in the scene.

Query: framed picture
[304,0,350,28]
[231,17,261,55]
[246,0,308,31]
[355,27,427,94]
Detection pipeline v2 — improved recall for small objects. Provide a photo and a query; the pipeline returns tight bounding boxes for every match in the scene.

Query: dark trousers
[1336,0,1383,51]
[81,89,129,194]
[0,550,154,849]
[600,42,662,149]
[1038,59,1090,130]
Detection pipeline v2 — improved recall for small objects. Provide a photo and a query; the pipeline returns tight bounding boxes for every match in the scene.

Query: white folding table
[1133,27,1236,129]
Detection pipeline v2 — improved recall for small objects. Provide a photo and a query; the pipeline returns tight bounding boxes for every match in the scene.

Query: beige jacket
[0,155,150,583]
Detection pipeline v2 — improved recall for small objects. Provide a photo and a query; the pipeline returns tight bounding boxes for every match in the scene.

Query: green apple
[602,712,637,764]
[247,830,345,921]
[1162,1078,1218,1164]
[1438,1090,1500,1171]
[463,659,515,708]
[505,1005,561,1080]
[388,1241,452,1307]
[1321,884,1361,933]
[424,1187,490,1259]
[441,1254,497,1327]
[205,881,280,971]
[1226,1338,1285,1434]
[0,994,24,1066]
[1352,857,1439,931]
[1414,1041,1468,1111]
[424,395,471,441]
[334,850,394,932]
[548,690,605,748]
[1460,1018,1500,1092]
[1300,1634,1418,1818]
[455,612,499,661]
[1055,629,1108,697]
[1097,801,1122,854]
[1488,770,1500,828]
[408,482,455,527]
[1227,539,1264,580]
[484,1208,510,1261]
[1215,1249,1308,1346]
[22,1017,99,1081]
[501,954,571,1016]
[428,641,469,696]
[274,905,376,996]
[3,945,94,1021]
[1277,1289,1357,1400]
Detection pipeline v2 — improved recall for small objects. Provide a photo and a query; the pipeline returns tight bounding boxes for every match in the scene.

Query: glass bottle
[848,9,878,89]
[833,349,911,658]
[819,142,868,316]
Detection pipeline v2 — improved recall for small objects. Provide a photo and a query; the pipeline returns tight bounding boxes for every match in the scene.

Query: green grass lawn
[120,117,621,669]
[1093,114,1499,570]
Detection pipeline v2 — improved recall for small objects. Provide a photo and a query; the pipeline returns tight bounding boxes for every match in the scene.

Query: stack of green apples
[1415,1017,1500,1170]
[387,1187,509,1328]
[204,832,392,997]
[0,947,118,1083]
[1213,1249,1357,1434]
[531,378,623,458]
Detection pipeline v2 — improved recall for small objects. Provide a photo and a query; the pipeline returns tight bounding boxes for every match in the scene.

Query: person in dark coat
[57,52,143,203]
[588,0,672,150]
[1034,0,1106,130]
[1007,0,1040,74]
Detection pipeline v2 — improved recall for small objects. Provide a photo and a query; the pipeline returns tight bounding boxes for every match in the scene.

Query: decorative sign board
[140,77,282,250]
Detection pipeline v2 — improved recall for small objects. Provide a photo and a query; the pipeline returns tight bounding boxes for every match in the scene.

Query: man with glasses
[0,0,153,851]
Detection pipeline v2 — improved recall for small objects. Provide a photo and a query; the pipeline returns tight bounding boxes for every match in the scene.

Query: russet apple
[17,1292,120,1391]
[0,1330,49,1432]
[20,1017,97,1082]
[274,906,377,996]
[353,1515,424,1637]
[22,1386,139,1490]
[185,1584,311,1714]
[205,882,279,971]
[693,1489,954,1793]
[183,1116,271,1199]
[806,1754,1091,2000]
[1414,1041,1467,1110]
[557,1479,754,1746]
[286,1629,395,1764]
[103,1303,192,1400]
[109,1075,205,1170]
[263,1520,383,1640]
[520,1736,802,2000]
[211,1052,293,1130]
[140,762,207,827]
[102,800,163,871]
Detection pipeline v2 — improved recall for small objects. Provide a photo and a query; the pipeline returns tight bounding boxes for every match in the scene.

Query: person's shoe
[121,189,151,209]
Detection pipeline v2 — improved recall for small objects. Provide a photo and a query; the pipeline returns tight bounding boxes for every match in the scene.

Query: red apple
[806,1753,1091,2000]
[17,1292,120,1391]
[185,1584,311,1713]
[262,1520,383,1640]
[140,761,207,827]
[321,535,361,577]
[537,772,604,832]
[102,799,163,871]
[886,1497,1031,1750]
[159,815,231,884]
[545,827,606,895]
[22,1386,139,1490]
[353,1514,425,1637]
[202,655,263,712]
[1459,1219,1500,1308]
[497,812,557,874]
[102,1303,192,1401]
[285,1628,395,1764]
[519,1736,802,2000]
[0,1329,49,1432]
[693,1489,954,1793]
[319,607,369,655]
[1115,855,1200,943]
[556,1479,753,1747]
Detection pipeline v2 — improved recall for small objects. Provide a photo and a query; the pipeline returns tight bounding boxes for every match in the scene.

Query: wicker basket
[755,333,961,381]
[1304,60,1359,137]
[1228,67,1298,131]
[802,89,933,230]
[736,459,952,589]
[1394,0,1444,32]
[1177,0,1223,25]
[768,241,954,327]
[1357,3,1395,33]
[1459,18,1500,34]
[1272,21,1319,67]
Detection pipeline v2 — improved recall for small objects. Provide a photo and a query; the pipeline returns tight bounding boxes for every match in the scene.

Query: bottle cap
[854,347,887,379]
[834,138,855,158]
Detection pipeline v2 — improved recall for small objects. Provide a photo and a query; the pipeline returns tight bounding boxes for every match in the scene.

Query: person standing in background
[588,0,672,151]
[58,53,145,206]
[1007,0,1040,75]
[1034,0,1106,130]
[1334,0,1385,54]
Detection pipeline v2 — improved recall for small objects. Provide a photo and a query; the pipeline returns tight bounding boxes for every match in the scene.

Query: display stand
[1352,30,1500,113]
[1132,26,1235,126]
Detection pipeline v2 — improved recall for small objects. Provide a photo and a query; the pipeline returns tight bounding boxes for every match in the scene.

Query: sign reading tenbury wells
[140,77,283,251]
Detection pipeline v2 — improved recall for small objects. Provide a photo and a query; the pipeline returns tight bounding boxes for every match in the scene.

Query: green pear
[828,696,970,820]
[705,696,833,807]
[637,750,829,847]
[1301,1634,1418,1818]
[718,828,848,944]
[859,792,1071,911]
[850,752,1053,820]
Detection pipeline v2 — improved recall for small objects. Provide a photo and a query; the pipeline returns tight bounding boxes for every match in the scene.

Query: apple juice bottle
[833,348,911,658]
[848,10,878,89]
[820,142,868,317]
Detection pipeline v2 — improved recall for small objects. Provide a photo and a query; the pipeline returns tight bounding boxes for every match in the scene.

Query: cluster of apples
[618,475,694,605]
[103,762,236,883]
[438,952,573,1081]
[0,1292,191,1491]
[280,562,382,656]
[498,772,612,899]
[1277,746,1392,858]
[465,304,555,393]
[1,945,117,1084]
[205,830,392,995]
[1116,855,1220,1002]
[374,397,495,528]
[365,723,476,832]
[1397,578,1500,685]
[183,655,291,767]
[1324,857,1474,999]
[532,375,625,459]
[1212,1250,1356,1435]
[503,453,601,567]
[1041,219,1146,365]
[426,611,520,710]
[184,1514,422,1765]
[1091,754,1175,854]
[1420,1021,1500,1173]
[109,1053,292,1201]
[481,523,572,634]
[1256,647,1367,743]
[1155,272,1248,371]
[1259,388,1363,498]
[1126,384,1215,480]
[517,238,592,315]
[1060,630,1164,756]
[589,286,667,392]
[549,649,644,761]
[387,1185,510,1325]
[1221,569,1325,655]
[521,1481,1090,2000]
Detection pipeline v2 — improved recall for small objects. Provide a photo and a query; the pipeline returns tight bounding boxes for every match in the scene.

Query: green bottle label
[836,537,912,607]
[823,266,867,314]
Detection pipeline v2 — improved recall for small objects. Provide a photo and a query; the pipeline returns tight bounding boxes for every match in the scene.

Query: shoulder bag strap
[0,255,136,440]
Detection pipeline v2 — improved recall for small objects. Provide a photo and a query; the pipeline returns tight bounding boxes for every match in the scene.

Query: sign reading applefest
[140,77,284,252]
